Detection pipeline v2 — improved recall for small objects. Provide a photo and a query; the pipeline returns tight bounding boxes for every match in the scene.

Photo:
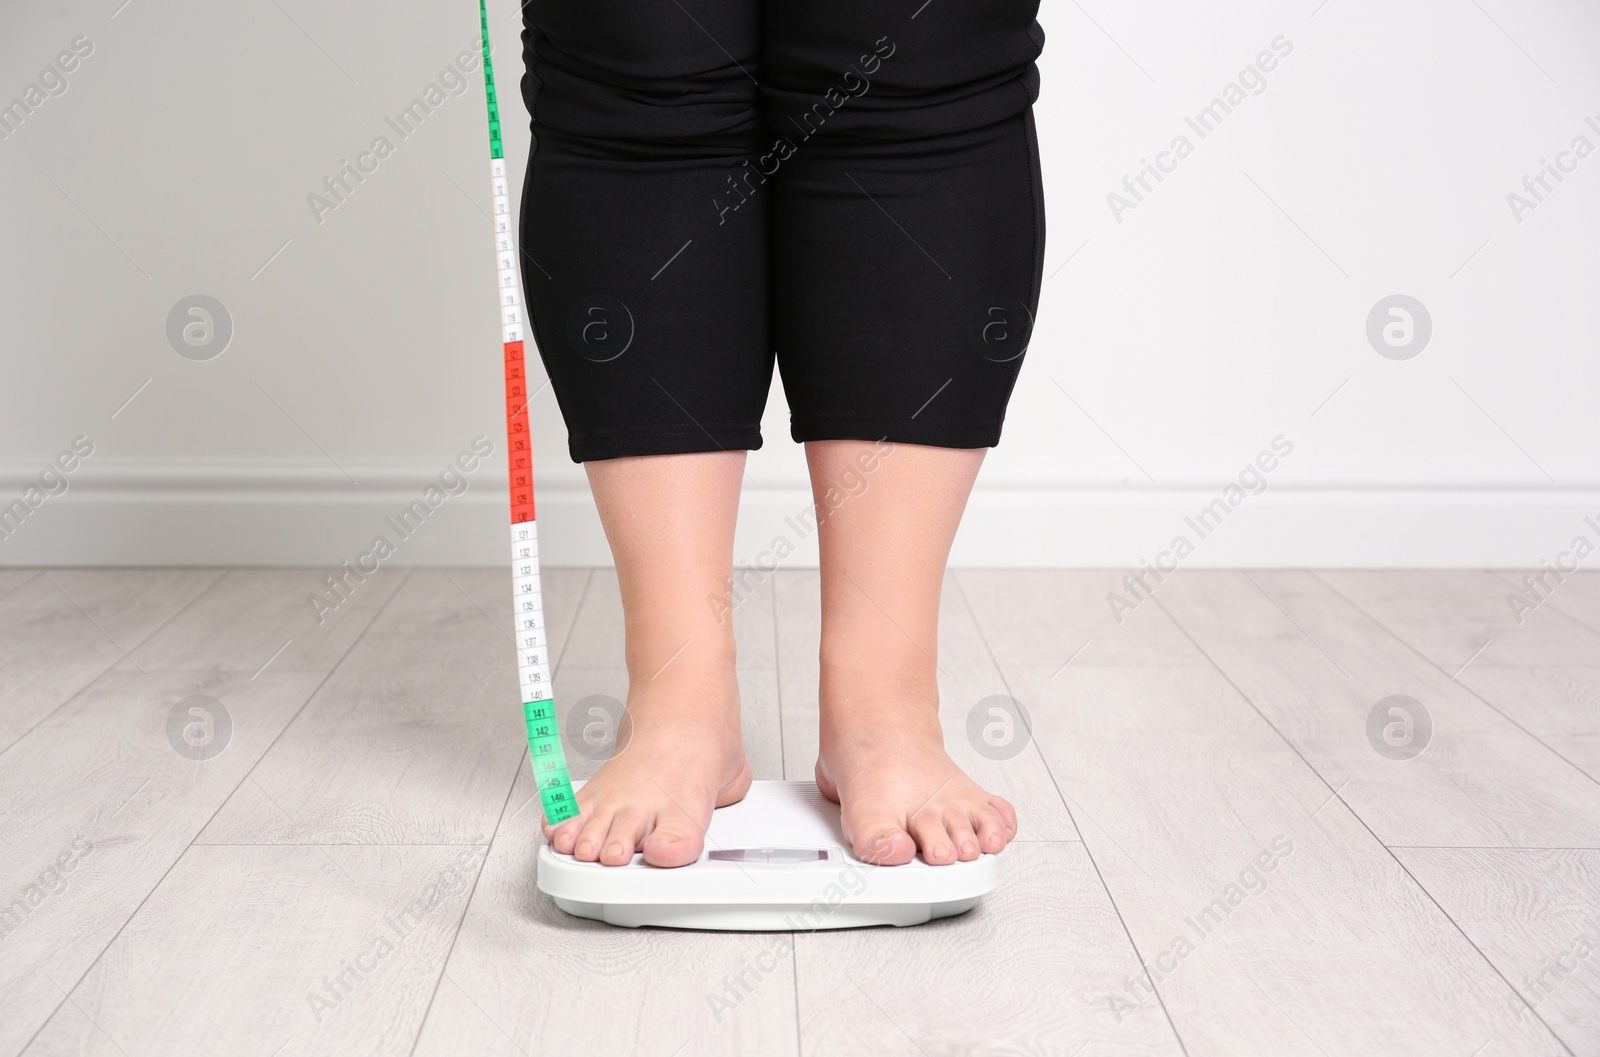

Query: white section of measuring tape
[491,158,525,347]
[510,520,553,700]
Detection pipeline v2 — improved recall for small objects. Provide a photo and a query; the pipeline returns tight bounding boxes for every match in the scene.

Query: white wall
[1,0,1596,567]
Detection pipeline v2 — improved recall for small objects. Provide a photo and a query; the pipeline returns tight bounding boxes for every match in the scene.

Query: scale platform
[536,780,999,930]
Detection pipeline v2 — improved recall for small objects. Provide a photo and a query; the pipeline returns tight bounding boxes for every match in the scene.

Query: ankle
[624,628,737,684]
[820,643,938,699]
[619,636,743,745]
[818,670,942,750]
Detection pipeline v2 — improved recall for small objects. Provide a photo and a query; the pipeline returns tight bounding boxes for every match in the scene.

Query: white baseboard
[1,460,1595,567]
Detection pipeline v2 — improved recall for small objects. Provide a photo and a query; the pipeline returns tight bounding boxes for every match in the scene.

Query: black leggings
[519,2,1046,463]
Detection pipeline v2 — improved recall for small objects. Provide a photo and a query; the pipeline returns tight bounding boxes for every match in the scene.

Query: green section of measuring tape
[525,698,578,821]
[479,0,503,161]
[478,0,579,824]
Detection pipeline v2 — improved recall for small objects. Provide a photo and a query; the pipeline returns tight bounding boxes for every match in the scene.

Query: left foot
[815,660,1017,866]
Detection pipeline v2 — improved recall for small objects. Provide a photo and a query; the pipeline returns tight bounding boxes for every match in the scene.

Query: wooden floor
[2,567,1598,1057]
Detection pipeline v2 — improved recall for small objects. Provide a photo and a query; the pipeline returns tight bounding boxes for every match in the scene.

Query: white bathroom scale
[536,781,999,930]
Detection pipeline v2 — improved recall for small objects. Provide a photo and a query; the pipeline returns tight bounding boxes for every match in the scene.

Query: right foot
[541,653,750,867]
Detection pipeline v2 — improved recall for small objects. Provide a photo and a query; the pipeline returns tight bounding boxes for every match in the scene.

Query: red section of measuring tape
[503,341,536,523]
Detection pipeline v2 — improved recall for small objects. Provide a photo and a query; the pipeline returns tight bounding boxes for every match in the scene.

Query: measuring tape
[477,0,578,824]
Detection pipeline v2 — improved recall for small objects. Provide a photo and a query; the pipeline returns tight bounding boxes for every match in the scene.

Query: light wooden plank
[738,667,786,783]
[413,764,799,1057]
[794,842,1182,1057]
[551,567,623,670]
[773,570,1078,840]
[1159,571,1600,848]
[24,844,485,1057]
[955,569,1208,668]
[1317,569,1600,670]
[0,669,323,1056]
[0,569,222,751]
[128,566,407,673]
[553,667,785,783]
[433,566,589,673]
[195,569,532,846]
[1004,662,1569,1057]
[560,566,778,670]
[1394,848,1600,1055]
[44,568,223,649]
[0,569,41,601]
[729,559,779,670]
[1457,667,1600,782]
[1540,571,1600,626]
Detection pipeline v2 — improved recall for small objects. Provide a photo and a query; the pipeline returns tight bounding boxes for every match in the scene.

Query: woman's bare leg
[541,451,752,867]
[807,440,1018,865]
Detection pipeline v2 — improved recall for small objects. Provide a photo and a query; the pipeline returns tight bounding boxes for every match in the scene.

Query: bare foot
[816,667,1017,866]
[542,657,750,867]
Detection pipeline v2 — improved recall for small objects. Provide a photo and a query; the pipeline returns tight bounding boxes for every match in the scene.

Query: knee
[522,8,761,147]
[762,5,1044,140]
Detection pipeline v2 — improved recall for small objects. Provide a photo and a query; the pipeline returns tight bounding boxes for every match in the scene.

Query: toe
[945,809,981,862]
[974,804,1010,853]
[601,810,646,866]
[548,816,584,855]
[989,795,1019,836]
[642,817,705,868]
[909,813,957,866]
[849,814,916,865]
[550,785,598,853]
[572,810,613,862]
